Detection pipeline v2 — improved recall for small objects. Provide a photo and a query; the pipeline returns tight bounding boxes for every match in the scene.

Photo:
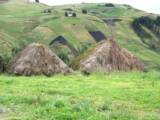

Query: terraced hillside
[0,0,160,70]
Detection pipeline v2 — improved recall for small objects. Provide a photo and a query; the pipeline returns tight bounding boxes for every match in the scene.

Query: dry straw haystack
[79,39,144,74]
[8,43,72,76]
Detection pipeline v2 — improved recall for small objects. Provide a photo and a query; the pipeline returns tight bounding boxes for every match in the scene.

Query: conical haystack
[8,43,72,76]
[79,39,144,74]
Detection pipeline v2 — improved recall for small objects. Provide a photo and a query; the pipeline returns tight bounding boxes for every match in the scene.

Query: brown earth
[79,39,144,74]
[8,43,72,76]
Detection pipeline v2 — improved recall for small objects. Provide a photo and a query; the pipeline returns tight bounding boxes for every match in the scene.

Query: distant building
[43,9,52,13]
[65,11,76,17]
[28,0,39,3]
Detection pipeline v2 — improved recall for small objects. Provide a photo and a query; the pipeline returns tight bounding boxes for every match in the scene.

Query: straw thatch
[79,39,144,74]
[8,43,72,76]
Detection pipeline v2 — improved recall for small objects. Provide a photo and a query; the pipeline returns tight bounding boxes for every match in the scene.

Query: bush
[48,9,52,13]
[57,51,70,64]
[78,43,91,54]
[73,13,77,17]
[105,3,115,7]
[132,16,160,50]
[0,56,5,72]
[65,12,68,17]
[0,54,12,72]
[82,9,87,14]
[54,100,65,108]
[43,9,52,13]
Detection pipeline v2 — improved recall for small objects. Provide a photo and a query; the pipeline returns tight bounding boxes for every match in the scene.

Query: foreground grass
[0,71,160,120]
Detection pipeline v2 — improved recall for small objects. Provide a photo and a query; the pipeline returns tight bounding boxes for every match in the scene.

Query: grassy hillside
[0,71,160,120]
[0,1,160,120]
[0,0,160,70]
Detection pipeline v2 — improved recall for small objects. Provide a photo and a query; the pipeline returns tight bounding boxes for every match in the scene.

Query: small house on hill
[28,0,39,3]
[43,9,52,13]
[65,11,76,17]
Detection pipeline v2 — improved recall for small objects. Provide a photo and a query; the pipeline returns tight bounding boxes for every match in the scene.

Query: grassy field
[0,0,160,70]
[0,71,160,120]
[0,1,160,119]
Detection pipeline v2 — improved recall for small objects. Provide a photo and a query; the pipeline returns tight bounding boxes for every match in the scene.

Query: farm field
[0,0,160,120]
[0,0,160,70]
[0,71,160,120]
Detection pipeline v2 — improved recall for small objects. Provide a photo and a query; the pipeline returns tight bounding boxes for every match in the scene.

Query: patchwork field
[0,71,160,120]
[0,0,160,120]
[0,0,160,70]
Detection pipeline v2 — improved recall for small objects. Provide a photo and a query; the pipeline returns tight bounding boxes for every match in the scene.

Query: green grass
[0,1,160,120]
[0,71,160,120]
[0,0,160,70]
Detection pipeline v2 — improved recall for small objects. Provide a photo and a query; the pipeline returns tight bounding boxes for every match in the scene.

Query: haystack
[8,43,72,76]
[79,39,144,74]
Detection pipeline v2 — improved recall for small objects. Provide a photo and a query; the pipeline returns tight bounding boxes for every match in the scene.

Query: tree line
[132,16,160,38]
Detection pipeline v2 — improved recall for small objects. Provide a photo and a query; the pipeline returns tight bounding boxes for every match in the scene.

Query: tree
[82,9,87,14]
[73,13,77,17]
[35,0,39,3]
[65,12,68,17]
[48,9,51,13]
[105,3,114,7]
[156,16,160,26]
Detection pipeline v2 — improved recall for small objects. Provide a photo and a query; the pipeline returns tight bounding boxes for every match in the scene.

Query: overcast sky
[30,0,160,14]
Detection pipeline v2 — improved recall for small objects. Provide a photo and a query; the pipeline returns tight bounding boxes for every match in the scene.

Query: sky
[30,0,160,14]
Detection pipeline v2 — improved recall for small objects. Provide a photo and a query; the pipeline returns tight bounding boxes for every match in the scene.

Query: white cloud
[32,0,160,14]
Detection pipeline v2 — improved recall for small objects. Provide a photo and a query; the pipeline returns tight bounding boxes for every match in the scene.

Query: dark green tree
[35,0,39,3]
[82,9,87,14]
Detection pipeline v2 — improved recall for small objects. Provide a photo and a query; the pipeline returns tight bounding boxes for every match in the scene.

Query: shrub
[78,43,91,54]
[82,9,87,14]
[57,51,70,64]
[73,13,77,17]
[0,54,12,72]
[54,100,65,108]
[0,56,5,72]
[105,3,115,7]
[65,12,68,17]
[48,9,51,13]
